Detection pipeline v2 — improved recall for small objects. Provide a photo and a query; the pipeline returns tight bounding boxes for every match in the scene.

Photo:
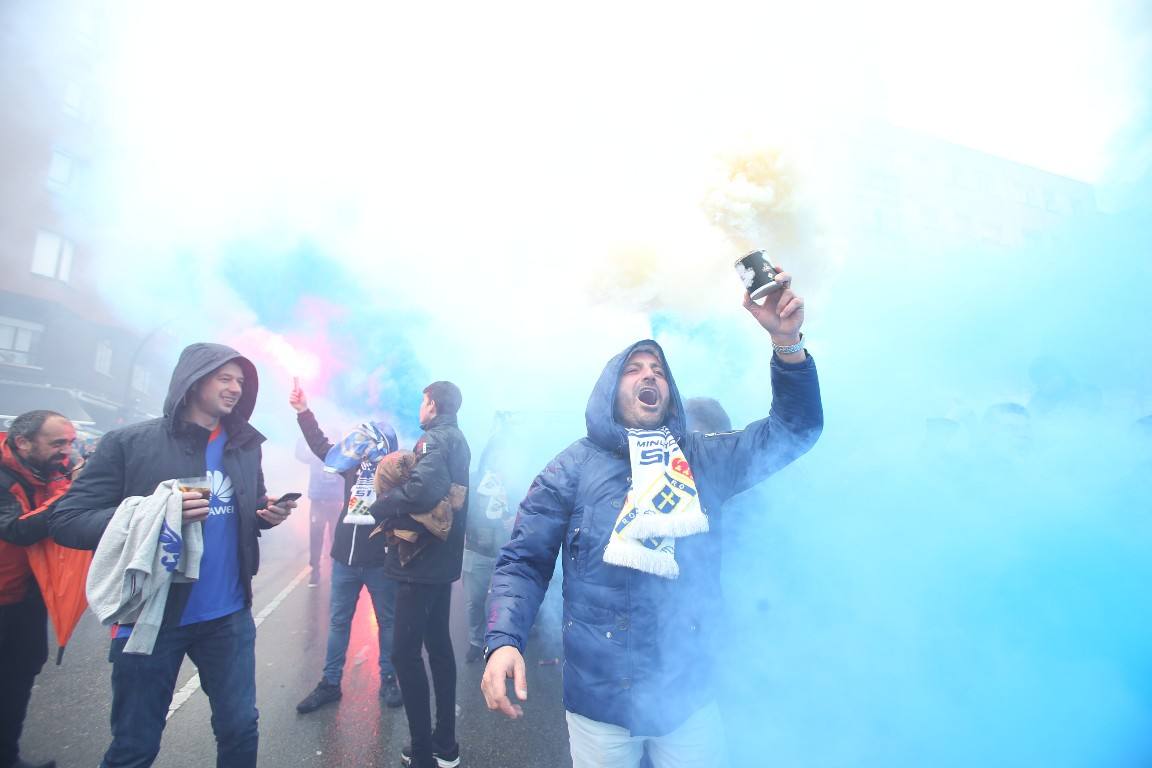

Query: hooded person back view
[481,273,823,768]
[51,343,296,768]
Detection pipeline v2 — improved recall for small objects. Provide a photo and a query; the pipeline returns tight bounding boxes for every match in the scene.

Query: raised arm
[295,410,335,463]
[289,384,335,462]
[687,265,823,500]
[689,354,822,502]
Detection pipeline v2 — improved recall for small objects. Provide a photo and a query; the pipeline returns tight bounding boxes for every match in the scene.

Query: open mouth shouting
[616,349,670,428]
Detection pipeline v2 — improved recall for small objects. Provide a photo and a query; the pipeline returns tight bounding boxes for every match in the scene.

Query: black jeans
[391,582,456,768]
[0,589,48,768]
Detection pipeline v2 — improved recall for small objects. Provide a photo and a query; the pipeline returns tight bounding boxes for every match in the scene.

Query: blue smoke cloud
[700,161,1152,765]
[214,237,426,432]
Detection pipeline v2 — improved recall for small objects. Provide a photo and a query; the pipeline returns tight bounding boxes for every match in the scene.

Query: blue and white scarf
[603,428,708,579]
[324,421,398,526]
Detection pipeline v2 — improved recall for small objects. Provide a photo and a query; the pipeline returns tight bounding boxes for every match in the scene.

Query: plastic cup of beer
[177,476,211,499]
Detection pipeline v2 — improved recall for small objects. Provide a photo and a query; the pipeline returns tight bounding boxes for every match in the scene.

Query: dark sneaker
[307,569,320,587]
[464,644,484,663]
[380,674,403,708]
[296,680,341,713]
[400,743,460,768]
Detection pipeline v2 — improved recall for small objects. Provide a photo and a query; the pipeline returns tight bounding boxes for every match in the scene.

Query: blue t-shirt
[115,425,246,639]
[180,425,246,624]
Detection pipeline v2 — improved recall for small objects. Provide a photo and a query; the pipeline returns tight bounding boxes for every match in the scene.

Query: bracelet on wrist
[772,333,805,356]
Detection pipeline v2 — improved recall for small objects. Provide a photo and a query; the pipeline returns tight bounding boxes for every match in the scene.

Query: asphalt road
[20,527,572,768]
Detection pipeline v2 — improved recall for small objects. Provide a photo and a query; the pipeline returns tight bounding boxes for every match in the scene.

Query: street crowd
[0,270,822,768]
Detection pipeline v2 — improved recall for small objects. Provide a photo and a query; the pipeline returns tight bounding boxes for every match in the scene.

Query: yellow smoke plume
[702,148,799,257]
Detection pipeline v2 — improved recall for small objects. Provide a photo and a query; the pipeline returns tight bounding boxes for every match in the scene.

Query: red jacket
[0,434,71,605]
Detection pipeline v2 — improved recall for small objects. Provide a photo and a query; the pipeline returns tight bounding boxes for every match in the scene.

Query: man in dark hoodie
[481,273,823,767]
[370,381,470,768]
[51,343,296,768]
[288,383,403,711]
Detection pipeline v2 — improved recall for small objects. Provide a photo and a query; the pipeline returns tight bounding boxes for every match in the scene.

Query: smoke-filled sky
[39,0,1152,764]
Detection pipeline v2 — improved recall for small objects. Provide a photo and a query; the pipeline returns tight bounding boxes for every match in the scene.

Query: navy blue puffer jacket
[486,339,823,736]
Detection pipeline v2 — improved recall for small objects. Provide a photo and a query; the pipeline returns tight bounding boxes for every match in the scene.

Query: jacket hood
[585,339,686,453]
[162,343,259,424]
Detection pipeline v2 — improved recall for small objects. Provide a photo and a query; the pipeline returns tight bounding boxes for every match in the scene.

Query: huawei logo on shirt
[208,470,235,516]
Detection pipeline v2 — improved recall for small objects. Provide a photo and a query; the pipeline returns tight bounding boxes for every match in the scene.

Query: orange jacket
[0,434,71,605]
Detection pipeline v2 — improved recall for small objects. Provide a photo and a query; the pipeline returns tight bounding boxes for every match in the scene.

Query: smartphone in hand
[273,492,303,505]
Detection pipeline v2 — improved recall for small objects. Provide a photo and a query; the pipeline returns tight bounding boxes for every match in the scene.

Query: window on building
[0,317,44,366]
[131,364,151,394]
[31,231,74,282]
[95,340,113,376]
[47,151,74,190]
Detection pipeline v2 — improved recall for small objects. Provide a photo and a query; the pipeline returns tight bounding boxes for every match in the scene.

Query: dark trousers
[391,582,455,768]
[0,590,48,768]
[308,498,342,570]
[101,609,258,768]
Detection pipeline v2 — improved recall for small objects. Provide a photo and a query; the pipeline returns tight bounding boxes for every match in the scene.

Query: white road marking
[166,566,312,720]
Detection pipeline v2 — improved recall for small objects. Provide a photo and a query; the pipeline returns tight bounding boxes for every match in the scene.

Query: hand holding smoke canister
[288,376,309,413]
[735,250,781,300]
[736,250,806,359]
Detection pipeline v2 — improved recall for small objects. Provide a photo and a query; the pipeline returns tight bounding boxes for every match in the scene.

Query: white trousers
[566,702,728,768]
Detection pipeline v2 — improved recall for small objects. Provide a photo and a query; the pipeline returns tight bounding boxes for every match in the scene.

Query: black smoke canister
[734,249,781,300]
